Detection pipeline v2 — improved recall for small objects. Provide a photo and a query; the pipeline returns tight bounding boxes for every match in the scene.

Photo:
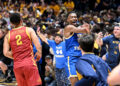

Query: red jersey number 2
[16,35,22,46]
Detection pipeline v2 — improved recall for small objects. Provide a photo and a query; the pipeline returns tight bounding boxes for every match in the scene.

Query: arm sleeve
[102,36,110,44]
[47,39,55,47]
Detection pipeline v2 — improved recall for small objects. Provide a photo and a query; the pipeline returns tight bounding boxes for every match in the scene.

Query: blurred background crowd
[0,0,120,86]
[0,0,119,32]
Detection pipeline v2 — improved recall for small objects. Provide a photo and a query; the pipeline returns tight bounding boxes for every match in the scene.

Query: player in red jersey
[3,13,42,86]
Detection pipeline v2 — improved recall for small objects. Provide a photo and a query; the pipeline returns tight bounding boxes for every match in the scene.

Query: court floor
[0,78,17,86]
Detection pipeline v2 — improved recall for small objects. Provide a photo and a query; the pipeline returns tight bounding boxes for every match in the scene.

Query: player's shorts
[66,56,80,78]
[14,65,42,86]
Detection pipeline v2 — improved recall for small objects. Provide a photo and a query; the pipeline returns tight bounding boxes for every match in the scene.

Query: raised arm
[37,28,48,45]
[3,33,13,59]
[65,24,89,33]
[96,32,103,46]
[64,24,90,38]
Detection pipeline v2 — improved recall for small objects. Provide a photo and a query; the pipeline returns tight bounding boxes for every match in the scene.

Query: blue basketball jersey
[65,33,82,57]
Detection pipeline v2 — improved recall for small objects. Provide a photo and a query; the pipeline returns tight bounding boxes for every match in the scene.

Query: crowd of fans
[0,0,120,86]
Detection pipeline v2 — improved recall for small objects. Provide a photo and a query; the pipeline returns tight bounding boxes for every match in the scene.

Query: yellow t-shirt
[37,6,46,15]
[64,1,75,12]
[96,0,101,4]
[50,5,60,16]
[20,3,25,8]
[94,41,99,49]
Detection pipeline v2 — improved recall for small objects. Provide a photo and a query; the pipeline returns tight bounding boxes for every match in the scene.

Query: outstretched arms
[96,32,103,46]
[64,23,90,38]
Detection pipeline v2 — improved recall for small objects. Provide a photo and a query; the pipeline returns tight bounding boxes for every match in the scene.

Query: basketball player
[3,13,42,86]
[64,11,90,86]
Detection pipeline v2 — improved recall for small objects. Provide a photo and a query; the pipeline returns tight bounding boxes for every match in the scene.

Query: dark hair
[55,34,63,39]
[78,34,95,52]
[1,19,7,26]
[91,25,101,33]
[10,13,21,26]
[105,25,113,34]
[65,11,77,25]
[0,19,7,29]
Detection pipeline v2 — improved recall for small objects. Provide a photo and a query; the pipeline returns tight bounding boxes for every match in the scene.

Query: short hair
[91,25,101,33]
[10,13,21,26]
[78,34,95,52]
[55,34,63,39]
